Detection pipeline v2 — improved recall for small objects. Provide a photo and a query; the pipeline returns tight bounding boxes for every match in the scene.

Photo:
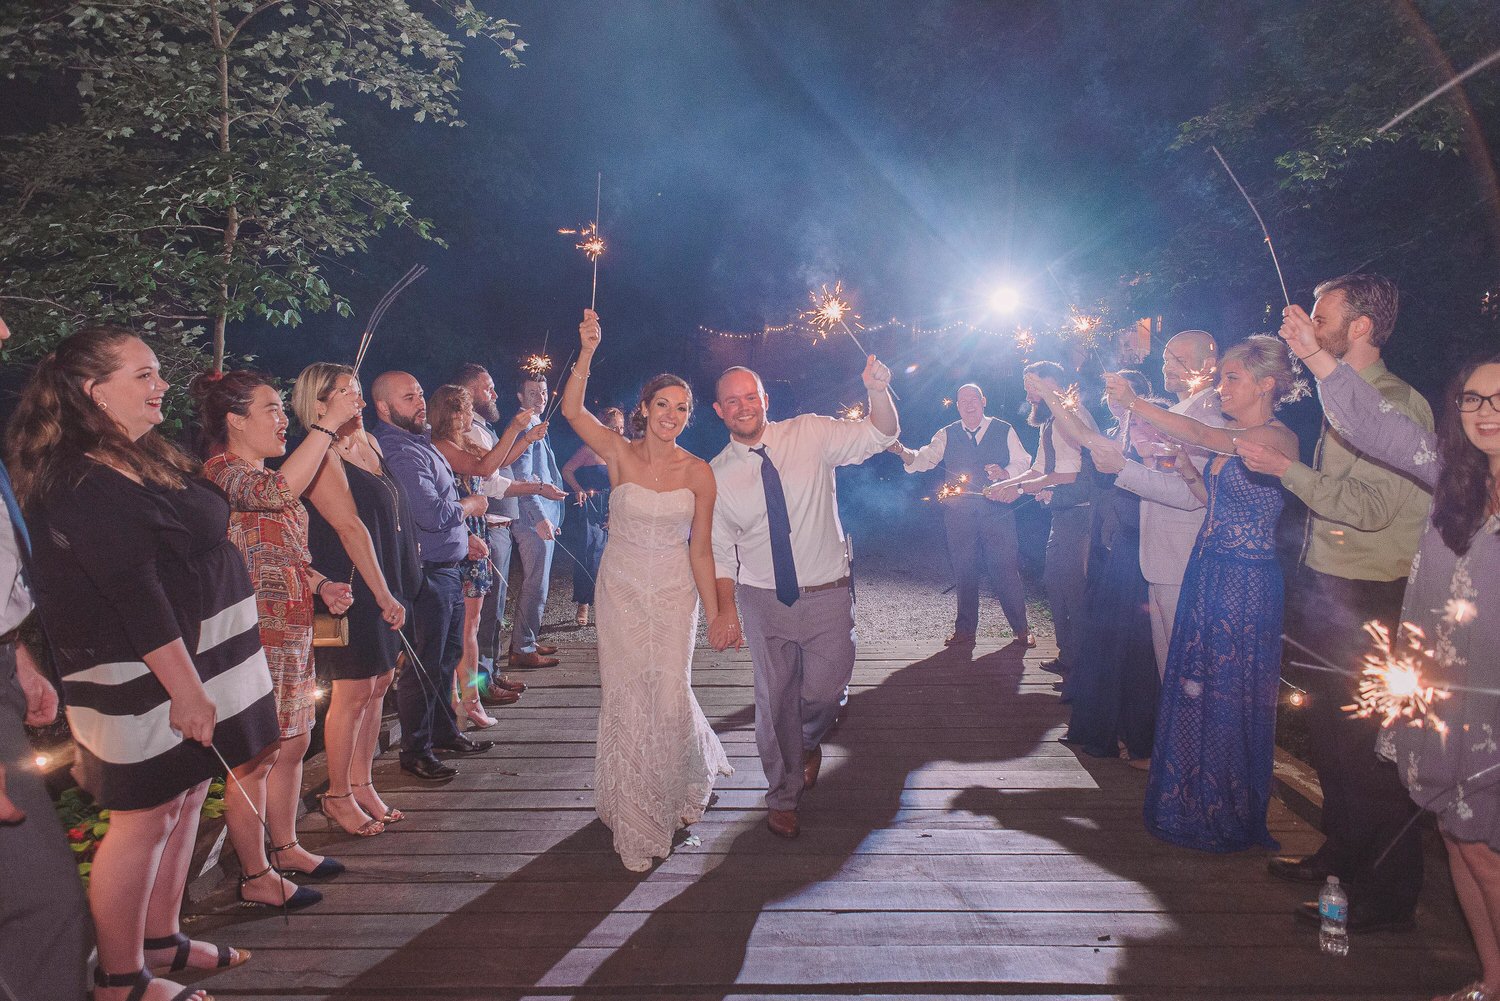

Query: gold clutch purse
[312,612,349,648]
[312,568,354,647]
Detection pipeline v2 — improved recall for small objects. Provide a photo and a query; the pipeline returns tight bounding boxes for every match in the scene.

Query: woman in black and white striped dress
[10,327,279,1001]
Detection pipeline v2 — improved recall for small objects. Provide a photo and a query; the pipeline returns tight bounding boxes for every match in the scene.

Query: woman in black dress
[9,327,278,1001]
[293,364,418,833]
[560,406,624,626]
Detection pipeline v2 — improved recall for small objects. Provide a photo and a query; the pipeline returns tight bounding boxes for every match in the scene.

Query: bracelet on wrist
[1299,347,1327,363]
[309,423,338,439]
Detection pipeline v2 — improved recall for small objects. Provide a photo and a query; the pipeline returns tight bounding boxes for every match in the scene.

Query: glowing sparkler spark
[1183,364,1216,395]
[521,354,553,378]
[1443,598,1478,625]
[839,402,866,421]
[573,222,606,262]
[1013,328,1037,354]
[801,281,864,340]
[1070,310,1102,334]
[941,398,953,408]
[1055,383,1083,413]
[1343,620,1451,730]
[936,482,965,500]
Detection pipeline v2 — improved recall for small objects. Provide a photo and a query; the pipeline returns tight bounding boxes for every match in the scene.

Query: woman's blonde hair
[1221,334,1304,408]
[291,362,356,431]
[6,325,197,508]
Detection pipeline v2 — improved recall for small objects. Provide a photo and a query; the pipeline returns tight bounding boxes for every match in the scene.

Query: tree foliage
[0,1,524,374]
[1149,0,1500,374]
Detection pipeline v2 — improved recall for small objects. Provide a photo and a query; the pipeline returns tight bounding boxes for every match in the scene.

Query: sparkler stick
[1378,47,1500,133]
[209,743,290,924]
[1209,146,1291,306]
[354,264,428,375]
[542,348,578,423]
[591,173,602,310]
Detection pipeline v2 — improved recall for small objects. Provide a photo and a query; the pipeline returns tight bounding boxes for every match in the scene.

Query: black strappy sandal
[236,864,322,911]
[143,932,250,975]
[92,965,210,1001]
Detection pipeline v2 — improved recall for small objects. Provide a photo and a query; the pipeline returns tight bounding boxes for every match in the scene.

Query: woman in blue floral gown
[1104,336,1302,852]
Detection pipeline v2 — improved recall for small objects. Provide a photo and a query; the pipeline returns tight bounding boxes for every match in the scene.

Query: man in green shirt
[1239,273,1433,933]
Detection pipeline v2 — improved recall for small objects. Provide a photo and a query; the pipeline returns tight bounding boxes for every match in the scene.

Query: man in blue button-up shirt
[370,372,496,779]
[506,371,568,668]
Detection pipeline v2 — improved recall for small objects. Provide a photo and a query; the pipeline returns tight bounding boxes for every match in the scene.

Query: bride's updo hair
[631,373,693,438]
[1221,334,1304,407]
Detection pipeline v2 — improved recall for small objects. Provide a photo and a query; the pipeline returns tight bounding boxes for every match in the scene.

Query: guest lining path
[190,639,1475,1000]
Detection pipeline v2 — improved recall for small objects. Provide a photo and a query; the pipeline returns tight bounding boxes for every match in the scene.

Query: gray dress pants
[737,584,855,811]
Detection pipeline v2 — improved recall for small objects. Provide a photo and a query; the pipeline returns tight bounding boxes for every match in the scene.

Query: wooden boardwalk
[192,641,1476,1000]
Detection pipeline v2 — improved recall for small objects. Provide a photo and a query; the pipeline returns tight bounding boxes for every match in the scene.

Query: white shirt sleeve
[1004,427,1032,480]
[903,427,947,474]
[812,414,898,467]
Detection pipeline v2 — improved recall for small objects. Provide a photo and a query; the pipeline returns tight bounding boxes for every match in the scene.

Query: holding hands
[708,611,744,651]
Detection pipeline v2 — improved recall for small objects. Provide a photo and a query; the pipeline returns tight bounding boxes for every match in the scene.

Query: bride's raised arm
[561,308,631,467]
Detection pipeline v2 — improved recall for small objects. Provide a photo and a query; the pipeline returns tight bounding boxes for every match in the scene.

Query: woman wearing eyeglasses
[1280,309,1500,1001]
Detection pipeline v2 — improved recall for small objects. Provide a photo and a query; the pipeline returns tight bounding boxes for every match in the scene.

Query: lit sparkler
[941,398,953,408]
[560,172,606,309]
[1013,327,1037,355]
[801,281,870,355]
[1055,383,1083,413]
[521,354,553,379]
[1183,364,1216,395]
[936,483,965,500]
[1443,598,1478,625]
[1343,620,1451,731]
[839,402,866,421]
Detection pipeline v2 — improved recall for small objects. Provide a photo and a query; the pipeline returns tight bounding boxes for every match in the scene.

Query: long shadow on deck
[331,645,1472,999]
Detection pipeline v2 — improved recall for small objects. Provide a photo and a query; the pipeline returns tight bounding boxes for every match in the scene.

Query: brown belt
[800,576,851,594]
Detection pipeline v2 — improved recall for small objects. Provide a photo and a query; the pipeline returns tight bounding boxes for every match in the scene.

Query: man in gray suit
[508,370,568,668]
[1131,329,1221,677]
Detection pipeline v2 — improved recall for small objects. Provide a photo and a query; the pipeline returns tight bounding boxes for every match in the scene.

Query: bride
[560,309,733,871]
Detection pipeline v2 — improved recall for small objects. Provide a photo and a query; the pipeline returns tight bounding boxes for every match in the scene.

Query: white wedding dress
[594,482,733,871]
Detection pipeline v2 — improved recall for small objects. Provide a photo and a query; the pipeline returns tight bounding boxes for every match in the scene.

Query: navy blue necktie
[0,459,30,575]
[750,445,799,606]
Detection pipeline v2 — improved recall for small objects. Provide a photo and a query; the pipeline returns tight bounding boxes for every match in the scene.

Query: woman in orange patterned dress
[194,371,362,909]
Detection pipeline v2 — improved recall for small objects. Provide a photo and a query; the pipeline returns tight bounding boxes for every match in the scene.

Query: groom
[708,357,899,838]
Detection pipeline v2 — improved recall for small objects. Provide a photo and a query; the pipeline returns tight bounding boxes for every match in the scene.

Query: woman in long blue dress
[1103,336,1302,852]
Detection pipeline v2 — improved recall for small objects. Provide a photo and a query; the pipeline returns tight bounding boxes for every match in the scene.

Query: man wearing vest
[892,383,1034,647]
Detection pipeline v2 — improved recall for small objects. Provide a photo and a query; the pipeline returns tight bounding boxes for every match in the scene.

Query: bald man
[1120,329,1223,678]
[371,372,496,780]
[892,383,1033,646]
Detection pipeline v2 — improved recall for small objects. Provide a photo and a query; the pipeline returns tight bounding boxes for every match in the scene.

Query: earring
[96,400,107,410]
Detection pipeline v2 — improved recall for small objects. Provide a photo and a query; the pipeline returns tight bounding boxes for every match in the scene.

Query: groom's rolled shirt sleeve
[815,415,898,466]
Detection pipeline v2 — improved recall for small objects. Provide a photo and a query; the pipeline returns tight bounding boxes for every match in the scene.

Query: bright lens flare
[1343,620,1451,730]
[989,286,1022,313]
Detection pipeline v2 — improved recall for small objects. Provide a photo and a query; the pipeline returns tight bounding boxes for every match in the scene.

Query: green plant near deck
[56,779,227,887]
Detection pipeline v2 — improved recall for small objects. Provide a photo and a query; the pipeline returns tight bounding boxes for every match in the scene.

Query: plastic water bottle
[1318,875,1349,956]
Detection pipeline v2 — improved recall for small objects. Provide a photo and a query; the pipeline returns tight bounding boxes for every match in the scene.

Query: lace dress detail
[594,483,733,871]
[1145,455,1285,852]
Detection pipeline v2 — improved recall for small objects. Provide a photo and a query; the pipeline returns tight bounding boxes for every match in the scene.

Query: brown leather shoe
[945,632,976,646]
[478,687,520,707]
[508,650,560,669]
[534,643,559,656]
[766,808,800,839]
[802,746,822,791]
[489,673,527,693]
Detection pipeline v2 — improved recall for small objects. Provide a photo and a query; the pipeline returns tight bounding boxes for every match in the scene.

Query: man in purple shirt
[371,372,496,780]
